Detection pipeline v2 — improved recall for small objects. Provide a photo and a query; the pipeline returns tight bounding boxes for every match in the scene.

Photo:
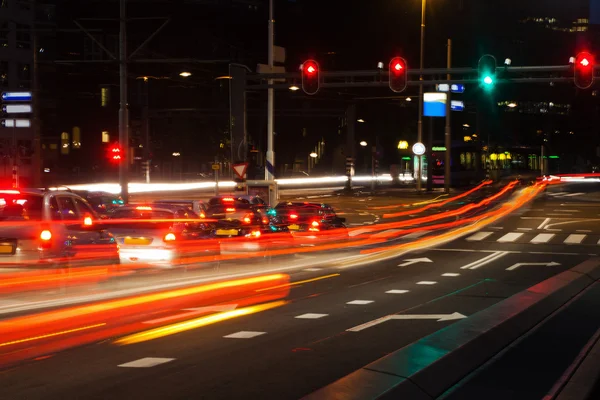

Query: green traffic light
[483,75,493,85]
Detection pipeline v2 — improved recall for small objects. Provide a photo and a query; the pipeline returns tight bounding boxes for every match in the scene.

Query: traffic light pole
[265,0,276,205]
[417,0,426,192]
[119,0,130,203]
[444,39,452,194]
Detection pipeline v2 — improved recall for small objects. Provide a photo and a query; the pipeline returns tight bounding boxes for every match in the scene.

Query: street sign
[212,164,220,170]
[423,92,447,117]
[2,104,32,113]
[1,119,31,128]
[451,84,465,93]
[450,100,465,111]
[412,142,426,156]
[436,83,450,92]
[1,92,32,102]
[232,162,248,179]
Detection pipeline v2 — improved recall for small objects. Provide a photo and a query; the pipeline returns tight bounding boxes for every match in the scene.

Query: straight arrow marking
[506,262,560,271]
[398,257,433,267]
[347,312,466,332]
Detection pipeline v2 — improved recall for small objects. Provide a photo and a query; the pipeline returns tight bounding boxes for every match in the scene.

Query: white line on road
[303,268,322,272]
[538,218,552,230]
[530,233,555,244]
[441,273,460,277]
[497,232,524,242]
[386,290,409,294]
[416,281,437,285]
[555,209,580,212]
[466,231,493,241]
[490,226,504,230]
[563,192,585,197]
[224,331,266,339]
[517,228,533,231]
[548,192,568,197]
[460,251,509,270]
[577,230,593,233]
[346,312,467,332]
[548,213,572,216]
[118,358,175,368]
[402,230,431,239]
[564,234,586,244]
[295,313,328,319]
[347,300,374,305]
[143,304,238,325]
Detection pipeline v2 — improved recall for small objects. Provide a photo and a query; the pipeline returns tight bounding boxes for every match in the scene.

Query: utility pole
[265,0,275,204]
[417,0,426,192]
[444,38,452,193]
[119,0,130,202]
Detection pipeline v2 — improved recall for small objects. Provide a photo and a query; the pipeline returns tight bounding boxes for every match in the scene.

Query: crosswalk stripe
[564,234,585,244]
[466,232,493,241]
[531,233,555,244]
[497,232,524,243]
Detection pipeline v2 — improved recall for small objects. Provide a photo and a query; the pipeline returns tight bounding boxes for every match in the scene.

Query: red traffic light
[301,59,320,95]
[109,144,122,162]
[389,57,408,93]
[574,51,595,89]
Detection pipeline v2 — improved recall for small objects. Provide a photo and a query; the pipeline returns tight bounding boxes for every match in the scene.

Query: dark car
[273,202,348,240]
[153,199,208,218]
[72,190,124,218]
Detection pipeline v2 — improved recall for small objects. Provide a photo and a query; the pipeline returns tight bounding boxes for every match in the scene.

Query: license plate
[288,224,300,231]
[124,237,152,245]
[0,244,13,254]
[216,229,239,236]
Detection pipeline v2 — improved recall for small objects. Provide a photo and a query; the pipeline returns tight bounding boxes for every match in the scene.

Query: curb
[302,257,600,400]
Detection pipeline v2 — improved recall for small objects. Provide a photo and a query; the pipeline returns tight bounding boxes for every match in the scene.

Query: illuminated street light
[507,102,517,108]
[504,58,512,66]
[289,85,300,91]
[359,141,368,147]
[179,71,192,77]
[357,119,365,123]
[309,152,318,158]
[405,97,412,102]
[172,152,181,156]
[463,123,470,128]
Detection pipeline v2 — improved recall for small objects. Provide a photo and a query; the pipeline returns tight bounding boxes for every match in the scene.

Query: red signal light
[109,144,123,162]
[389,57,408,93]
[301,59,320,95]
[574,51,595,89]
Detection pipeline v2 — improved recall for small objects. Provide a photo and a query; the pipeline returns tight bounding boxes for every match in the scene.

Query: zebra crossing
[466,230,600,245]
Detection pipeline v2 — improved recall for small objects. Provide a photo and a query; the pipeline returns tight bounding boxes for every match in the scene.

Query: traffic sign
[232,163,248,179]
[436,83,450,92]
[1,92,32,102]
[450,100,465,111]
[450,84,465,93]
[2,104,32,113]
[212,163,220,170]
[1,119,31,128]
[412,142,426,156]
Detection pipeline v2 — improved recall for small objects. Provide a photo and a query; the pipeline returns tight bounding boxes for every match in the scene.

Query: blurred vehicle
[273,202,348,240]
[153,199,208,217]
[0,189,119,267]
[72,190,124,218]
[106,204,219,266]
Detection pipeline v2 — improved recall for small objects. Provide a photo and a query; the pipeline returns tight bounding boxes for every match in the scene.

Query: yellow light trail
[255,273,340,292]
[0,323,106,348]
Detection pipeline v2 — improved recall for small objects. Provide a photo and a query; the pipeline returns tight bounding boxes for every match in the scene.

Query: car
[273,202,348,240]
[71,190,124,218]
[0,188,120,268]
[152,199,208,217]
[106,204,219,266]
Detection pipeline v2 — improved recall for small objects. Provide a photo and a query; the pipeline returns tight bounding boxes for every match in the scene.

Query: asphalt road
[1,182,599,400]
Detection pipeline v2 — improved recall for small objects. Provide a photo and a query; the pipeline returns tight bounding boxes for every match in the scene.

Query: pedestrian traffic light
[478,54,497,90]
[389,57,408,93]
[110,144,122,162]
[574,52,595,89]
[301,60,320,95]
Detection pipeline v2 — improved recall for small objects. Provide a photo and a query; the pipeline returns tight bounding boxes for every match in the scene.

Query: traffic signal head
[574,52,595,89]
[478,54,497,90]
[301,60,320,95]
[389,57,408,93]
[110,144,122,162]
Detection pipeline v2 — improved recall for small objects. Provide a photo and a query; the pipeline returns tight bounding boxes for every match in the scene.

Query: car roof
[276,201,330,208]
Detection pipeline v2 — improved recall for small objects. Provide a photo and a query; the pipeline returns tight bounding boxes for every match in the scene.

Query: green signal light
[483,76,493,85]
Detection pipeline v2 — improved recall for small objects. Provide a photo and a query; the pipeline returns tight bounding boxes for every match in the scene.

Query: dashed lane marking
[346,300,374,305]
[416,281,437,285]
[386,290,409,294]
[118,358,175,368]
[441,273,460,277]
[224,331,266,339]
[295,313,328,319]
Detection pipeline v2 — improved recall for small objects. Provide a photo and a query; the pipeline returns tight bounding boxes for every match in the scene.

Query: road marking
[497,232,524,242]
[416,281,437,285]
[548,213,572,216]
[402,230,431,239]
[466,231,493,241]
[348,228,371,237]
[372,229,403,238]
[118,358,174,368]
[295,313,328,319]
[506,261,561,271]
[303,268,322,272]
[548,192,568,197]
[224,331,266,339]
[347,300,374,305]
[143,304,238,325]
[347,312,467,332]
[517,228,533,231]
[386,289,409,294]
[431,248,580,256]
[442,273,460,277]
[546,228,562,232]
[538,218,552,230]
[577,230,593,233]
[530,233,555,244]
[555,209,580,212]
[490,226,504,230]
[564,234,586,244]
[398,257,432,267]
[460,251,509,270]
[563,192,585,197]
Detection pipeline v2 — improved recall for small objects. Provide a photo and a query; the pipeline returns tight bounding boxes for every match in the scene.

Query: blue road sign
[451,100,465,111]
[450,84,465,93]
[424,92,447,117]
[1,92,32,102]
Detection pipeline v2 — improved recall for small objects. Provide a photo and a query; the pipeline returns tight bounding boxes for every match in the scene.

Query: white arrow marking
[143,304,238,324]
[347,312,467,332]
[398,257,433,267]
[506,262,560,271]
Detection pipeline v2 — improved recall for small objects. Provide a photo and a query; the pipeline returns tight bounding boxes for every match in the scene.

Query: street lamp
[308,152,318,174]
[179,71,191,77]
[359,141,368,147]
[357,119,365,123]
[172,152,181,157]
[289,85,300,91]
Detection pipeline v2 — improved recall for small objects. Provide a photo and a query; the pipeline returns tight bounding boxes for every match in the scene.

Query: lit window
[102,131,110,143]
[101,87,109,107]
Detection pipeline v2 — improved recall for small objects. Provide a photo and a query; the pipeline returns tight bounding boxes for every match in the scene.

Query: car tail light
[243,213,253,224]
[83,216,93,226]
[250,230,261,238]
[223,197,235,202]
[226,207,236,212]
[309,220,320,232]
[40,230,52,241]
[200,212,206,218]
[136,206,152,211]
[262,217,269,224]
[289,213,298,220]
[164,233,176,242]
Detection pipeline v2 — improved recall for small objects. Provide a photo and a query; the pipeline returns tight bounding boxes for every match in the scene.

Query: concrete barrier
[303,258,600,400]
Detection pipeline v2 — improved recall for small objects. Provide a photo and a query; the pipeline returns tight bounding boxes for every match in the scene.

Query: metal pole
[215,158,219,196]
[371,145,376,191]
[540,144,545,176]
[32,2,41,187]
[265,0,275,204]
[417,0,426,192]
[11,123,17,188]
[444,38,452,193]
[119,0,130,202]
